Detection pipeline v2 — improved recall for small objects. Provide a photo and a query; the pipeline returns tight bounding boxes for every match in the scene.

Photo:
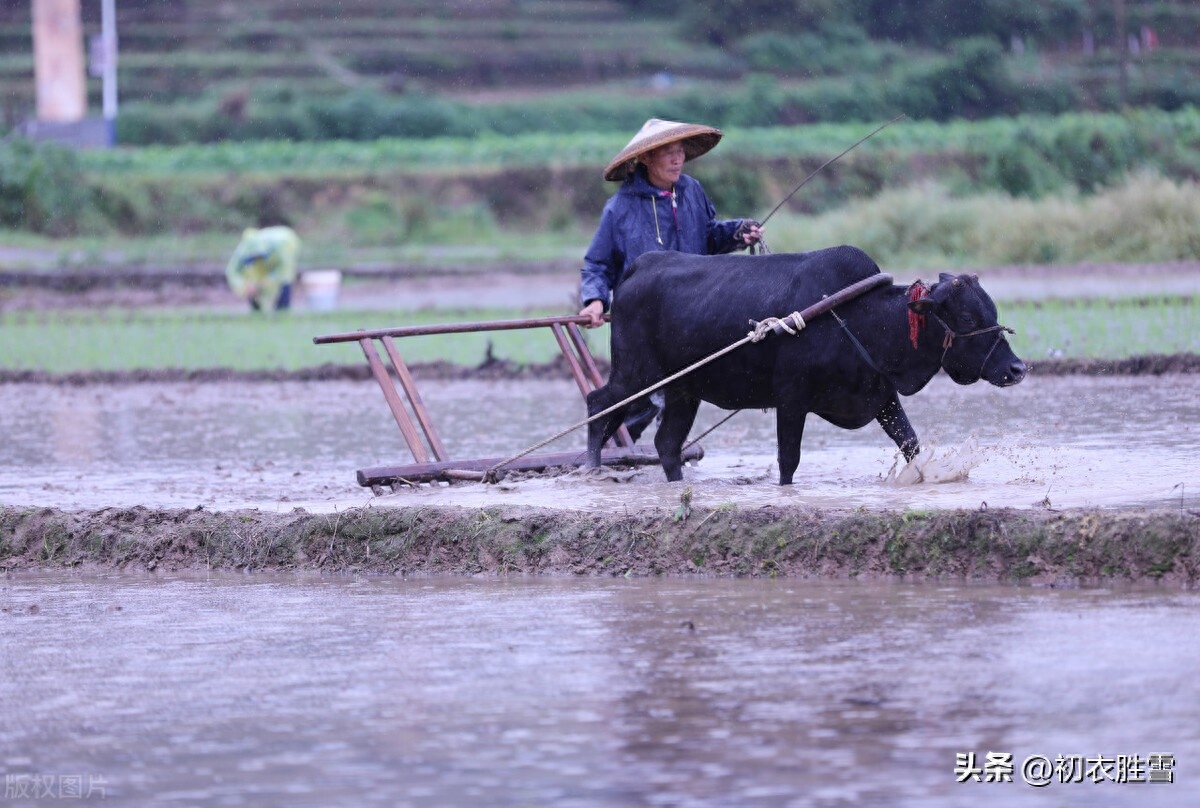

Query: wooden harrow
[313,314,701,488]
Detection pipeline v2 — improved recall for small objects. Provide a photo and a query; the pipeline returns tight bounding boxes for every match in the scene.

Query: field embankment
[2,503,1197,586]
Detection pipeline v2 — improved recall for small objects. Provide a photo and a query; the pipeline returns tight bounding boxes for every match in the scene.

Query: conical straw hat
[603,118,723,181]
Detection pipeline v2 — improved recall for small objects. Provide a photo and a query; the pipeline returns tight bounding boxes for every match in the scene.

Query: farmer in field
[578,118,764,438]
[225,225,301,312]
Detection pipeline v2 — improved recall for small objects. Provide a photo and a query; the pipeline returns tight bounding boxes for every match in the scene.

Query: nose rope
[906,284,1017,378]
[930,313,1015,376]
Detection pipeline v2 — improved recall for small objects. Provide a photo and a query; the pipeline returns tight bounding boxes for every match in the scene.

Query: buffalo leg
[622,393,661,443]
[585,386,629,468]
[654,391,701,482]
[775,405,808,485]
[876,393,919,461]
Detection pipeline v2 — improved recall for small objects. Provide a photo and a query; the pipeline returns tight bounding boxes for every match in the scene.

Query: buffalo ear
[938,272,955,284]
[908,298,935,314]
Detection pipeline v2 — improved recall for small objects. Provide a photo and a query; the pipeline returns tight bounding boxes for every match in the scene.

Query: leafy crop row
[82,107,1200,180]
[5,107,1200,243]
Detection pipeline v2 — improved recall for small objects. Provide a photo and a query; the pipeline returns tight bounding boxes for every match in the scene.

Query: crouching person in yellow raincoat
[225,226,301,311]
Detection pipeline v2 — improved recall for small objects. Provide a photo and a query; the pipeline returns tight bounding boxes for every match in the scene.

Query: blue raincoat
[579,165,748,311]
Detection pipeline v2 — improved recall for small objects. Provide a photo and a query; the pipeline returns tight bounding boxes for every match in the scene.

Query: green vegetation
[3,2,1199,276]
[11,156,1200,277]
[1005,297,1199,360]
[774,171,1200,268]
[4,109,1200,263]
[0,294,1193,374]
[77,108,1200,182]
[4,151,1200,276]
[0,306,565,373]
[104,39,1079,145]
[0,139,94,236]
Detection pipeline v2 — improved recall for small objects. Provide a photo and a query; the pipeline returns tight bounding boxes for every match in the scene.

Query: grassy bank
[2,503,1195,585]
[0,296,1196,374]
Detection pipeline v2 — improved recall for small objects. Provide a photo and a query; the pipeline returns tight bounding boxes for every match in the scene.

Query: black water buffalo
[585,245,1026,484]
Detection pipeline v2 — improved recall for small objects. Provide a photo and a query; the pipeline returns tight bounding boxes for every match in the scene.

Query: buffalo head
[909,273,1026,387]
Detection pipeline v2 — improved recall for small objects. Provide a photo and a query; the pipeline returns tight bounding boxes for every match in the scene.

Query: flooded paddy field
[2,572,1197,806]
[2,269,1199,807]
[0,371,1196,516]
[0,369,1196,584]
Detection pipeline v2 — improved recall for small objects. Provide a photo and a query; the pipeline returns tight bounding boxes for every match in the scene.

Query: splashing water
[885,436,983,485]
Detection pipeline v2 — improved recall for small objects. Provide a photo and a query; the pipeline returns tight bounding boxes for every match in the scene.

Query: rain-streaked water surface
[0,373,1196,512]
[2,573,1197,807]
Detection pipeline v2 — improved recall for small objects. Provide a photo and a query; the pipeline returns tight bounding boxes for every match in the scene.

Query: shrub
[0,139,93,235]
[890,37,1018,120]
[983,135,1067,197]
[736,23,893,77]
[769,170,1200,268]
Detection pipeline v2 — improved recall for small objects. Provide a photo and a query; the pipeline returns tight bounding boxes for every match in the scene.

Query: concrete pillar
[32,0,87,123]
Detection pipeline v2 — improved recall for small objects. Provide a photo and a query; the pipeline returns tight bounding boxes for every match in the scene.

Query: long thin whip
[758,113,906,227]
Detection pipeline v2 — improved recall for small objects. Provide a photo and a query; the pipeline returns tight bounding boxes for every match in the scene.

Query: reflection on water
[1,573,1197,807]
[0,374,1197,513]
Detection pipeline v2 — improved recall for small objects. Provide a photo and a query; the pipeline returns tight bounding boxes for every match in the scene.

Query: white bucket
[302,270,342,311]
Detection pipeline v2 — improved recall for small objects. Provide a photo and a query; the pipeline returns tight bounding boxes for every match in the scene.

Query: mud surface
[1,373,1197,583]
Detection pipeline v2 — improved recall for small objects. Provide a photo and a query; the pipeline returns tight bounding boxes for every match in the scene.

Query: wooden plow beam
[313,314,700,488]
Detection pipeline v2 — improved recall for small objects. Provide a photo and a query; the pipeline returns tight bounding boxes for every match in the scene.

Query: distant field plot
[1004,296,1200,362]
[0,297,1194,375]
[0,307,566,374]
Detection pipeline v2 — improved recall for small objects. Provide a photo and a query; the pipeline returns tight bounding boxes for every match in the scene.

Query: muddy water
[2,572,1196,807]
[0,374,1196,514]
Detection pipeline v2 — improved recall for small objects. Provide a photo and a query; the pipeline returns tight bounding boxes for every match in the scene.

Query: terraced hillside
[0,0,736,125]
[5,0,1200,142]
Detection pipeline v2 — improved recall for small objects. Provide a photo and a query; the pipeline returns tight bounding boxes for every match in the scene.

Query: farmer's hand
[736,220,764,247]
[579,299,605,328]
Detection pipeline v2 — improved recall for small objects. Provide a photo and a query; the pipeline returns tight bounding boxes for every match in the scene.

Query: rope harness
[930,314,1015,375]
[480,273,1016,483]
[829,308,886,376]
[910,279,1015,374]
[482,274,891,482]
[482,310,810,482]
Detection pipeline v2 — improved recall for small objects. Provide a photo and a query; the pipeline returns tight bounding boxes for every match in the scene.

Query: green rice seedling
[1003,297,1199,360]
[1,295,1192,374]
[0,307,571,374]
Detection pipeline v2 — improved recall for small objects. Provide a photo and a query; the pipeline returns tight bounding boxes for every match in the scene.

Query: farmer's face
[641,142,685,189]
